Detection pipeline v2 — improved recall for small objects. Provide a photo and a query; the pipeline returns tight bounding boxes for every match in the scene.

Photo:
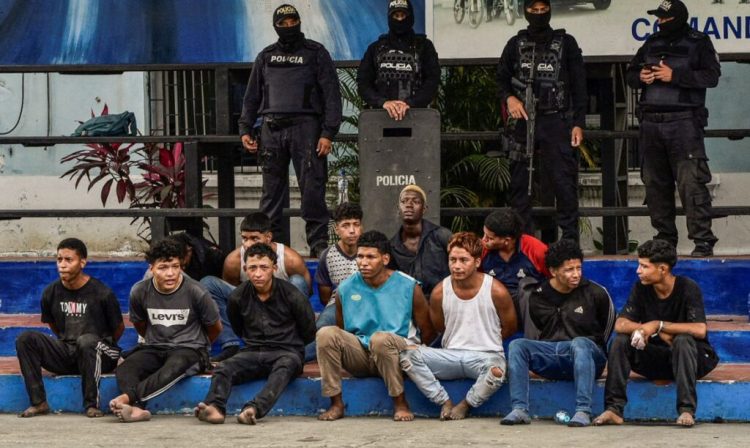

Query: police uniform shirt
[495,30,587,129]
[129,275,219,351]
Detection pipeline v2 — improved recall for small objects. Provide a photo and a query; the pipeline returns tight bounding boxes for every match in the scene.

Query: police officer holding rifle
[496,0,587,242]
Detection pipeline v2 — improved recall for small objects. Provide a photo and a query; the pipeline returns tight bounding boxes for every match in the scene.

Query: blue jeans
[400,346,506,408]
[507,337,607,414]
[200,276,241,351]
[304,302,337,362]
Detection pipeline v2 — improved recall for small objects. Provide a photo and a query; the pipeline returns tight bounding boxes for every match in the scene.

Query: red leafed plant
[60,104,200,240]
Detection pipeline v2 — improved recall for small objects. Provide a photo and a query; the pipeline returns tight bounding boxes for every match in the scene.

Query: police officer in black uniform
[239,4,342,257]
[628,0,720,257]
[357,0,440,121]
[496,0,587,242]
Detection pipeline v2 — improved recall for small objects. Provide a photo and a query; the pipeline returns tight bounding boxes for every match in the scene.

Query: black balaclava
[388,0,415,37]
[524,0,552,40]
[648,0,690,39]
[273,4,303,47]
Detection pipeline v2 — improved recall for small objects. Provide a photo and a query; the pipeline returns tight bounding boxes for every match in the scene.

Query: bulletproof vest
[514,30,568,113]
[261,42,322,115]
[375,35,424,101]
[640,30,706,109]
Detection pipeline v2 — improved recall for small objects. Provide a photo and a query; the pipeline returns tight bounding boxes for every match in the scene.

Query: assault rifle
[511,43,537,196]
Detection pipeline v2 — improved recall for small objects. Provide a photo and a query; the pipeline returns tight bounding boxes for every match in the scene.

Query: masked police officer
[239,4,342,257]
[357,0,440,121]
[496,0,587,242]
[628,0,720,257]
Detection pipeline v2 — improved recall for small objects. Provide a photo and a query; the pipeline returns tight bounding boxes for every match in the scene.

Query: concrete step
[2,314,748,361]
[1,358,748,421]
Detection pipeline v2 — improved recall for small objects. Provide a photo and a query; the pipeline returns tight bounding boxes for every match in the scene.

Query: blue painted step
[1,371,748,422]
[2,259,748,316]
[0,260,324,314]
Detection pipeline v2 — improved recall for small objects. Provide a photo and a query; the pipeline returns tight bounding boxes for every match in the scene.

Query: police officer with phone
[239,4,342,257]
[628,0,721,257]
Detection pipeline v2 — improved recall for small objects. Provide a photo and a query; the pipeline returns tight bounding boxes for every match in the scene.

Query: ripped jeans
[400,346,506,408]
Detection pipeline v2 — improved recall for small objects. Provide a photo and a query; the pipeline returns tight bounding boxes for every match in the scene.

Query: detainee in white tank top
[441,273,504,356]
[239,243,288,282]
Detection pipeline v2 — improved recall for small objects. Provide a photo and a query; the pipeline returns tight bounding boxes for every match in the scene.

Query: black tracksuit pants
[259,115,329,250]
[115,345,204,408]
[604,333,718,416]
[203,349,303,418]
[510,113,580,242]
[16,331,120,410]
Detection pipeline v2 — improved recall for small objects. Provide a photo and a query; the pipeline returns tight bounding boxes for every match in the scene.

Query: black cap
[273,4,300,25]
[647,0,687,19]
[389,0,410,15]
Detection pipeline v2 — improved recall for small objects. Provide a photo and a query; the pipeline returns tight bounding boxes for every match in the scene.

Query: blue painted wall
[0,0,426,65]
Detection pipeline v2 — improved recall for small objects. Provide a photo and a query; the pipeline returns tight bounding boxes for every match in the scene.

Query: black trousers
[203,349,303,418]
[510,113,579,242]
[639,117,717,246]
[604,333,718,416]
[115,345,204,408]
[16,331,120,410]
[259,115,329,250]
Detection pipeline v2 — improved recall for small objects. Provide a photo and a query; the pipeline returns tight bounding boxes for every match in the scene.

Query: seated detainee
[481,208,550,338]
[195,243,316,425]
[16,238,124,418]
[110,239,222,422]
[305,202,363,362]
[389,184,452,299]
[501,239,615,427]
[316,231,435,422]
[201,212,311,363]
[168,232,226,281]
[400,232,517,420]
[594,240,719,428]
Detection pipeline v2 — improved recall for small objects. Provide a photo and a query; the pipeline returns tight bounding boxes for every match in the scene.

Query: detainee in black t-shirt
[16,238,124,418]
[595,240,719,428]
[110,239,222,423]
[195,243,316,425]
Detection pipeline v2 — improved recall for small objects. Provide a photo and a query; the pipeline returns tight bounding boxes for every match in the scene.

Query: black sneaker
[210,345,239,364]
[690,242,714,258]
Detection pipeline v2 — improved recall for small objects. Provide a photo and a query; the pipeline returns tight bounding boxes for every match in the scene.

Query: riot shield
[358,108,441,237]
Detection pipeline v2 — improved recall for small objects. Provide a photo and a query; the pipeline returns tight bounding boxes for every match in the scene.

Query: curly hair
[544,239,583,269]
[333,202,363,223]
[447,232,482,259]
[637,239,677,269]
[145,238,184,264]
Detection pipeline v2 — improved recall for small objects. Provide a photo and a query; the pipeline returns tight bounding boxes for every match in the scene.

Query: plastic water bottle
[337,169,349,205]
[554,410,571,425]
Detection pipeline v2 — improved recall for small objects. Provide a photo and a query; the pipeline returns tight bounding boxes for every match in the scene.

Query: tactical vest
[514,30,568,113]
[261,42,322,115]
[640,30,707,109]
[375,34,425,101]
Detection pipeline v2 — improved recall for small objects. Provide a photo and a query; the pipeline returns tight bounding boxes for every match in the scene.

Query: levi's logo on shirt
[60,301,87,317]
[148,308,190,327]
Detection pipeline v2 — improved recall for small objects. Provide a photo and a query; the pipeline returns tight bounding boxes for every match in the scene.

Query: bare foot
[393,404,414,422]
[593,410,624,426]
[115,404,152,423]
[18,402,50,418]
[318,404,345,421]
[439,400,454,421]
[449,400,471,421]
[195,402,225,424]
[676,412,695,427]
[109,394,129,413]
[237,406,257,425]
[85,407,104,418]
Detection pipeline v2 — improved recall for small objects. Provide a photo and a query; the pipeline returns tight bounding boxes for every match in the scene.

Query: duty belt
[641,110,694,123]
[263,115,316,130]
